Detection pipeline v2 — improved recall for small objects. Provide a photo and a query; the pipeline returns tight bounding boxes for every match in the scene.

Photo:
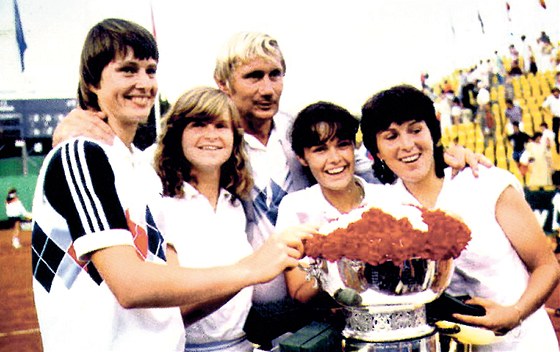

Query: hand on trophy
[237,225,317,285]
[452,296,524,335]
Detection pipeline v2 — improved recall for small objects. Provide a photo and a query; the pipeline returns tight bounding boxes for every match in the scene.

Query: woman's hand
[452,296,522,335]
[444,144,493,177]
[238,225,318,285]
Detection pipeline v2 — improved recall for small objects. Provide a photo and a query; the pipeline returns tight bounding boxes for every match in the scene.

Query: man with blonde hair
[213,31,329,349]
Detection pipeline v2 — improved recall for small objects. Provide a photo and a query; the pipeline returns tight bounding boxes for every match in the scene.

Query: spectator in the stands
[508,121,531,165]
[505,98,523,134]
[542,87,560,153]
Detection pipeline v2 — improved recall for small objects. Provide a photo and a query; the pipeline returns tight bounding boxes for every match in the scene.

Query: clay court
[1,229,559,351]
[0,229,42,351]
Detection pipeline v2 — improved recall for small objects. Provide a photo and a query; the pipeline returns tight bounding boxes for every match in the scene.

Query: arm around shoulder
[52,108,113,146]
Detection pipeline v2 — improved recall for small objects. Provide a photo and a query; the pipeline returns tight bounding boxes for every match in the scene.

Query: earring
[377,158,386,172]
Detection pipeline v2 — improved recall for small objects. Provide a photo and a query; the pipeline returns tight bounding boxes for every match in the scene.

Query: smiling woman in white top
[153,87,253,351]
[152,87,313,352]
[276,101,395,303]
[360,84,560,351]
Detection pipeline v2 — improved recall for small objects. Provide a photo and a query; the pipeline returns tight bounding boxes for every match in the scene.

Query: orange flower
[303,206,471,266]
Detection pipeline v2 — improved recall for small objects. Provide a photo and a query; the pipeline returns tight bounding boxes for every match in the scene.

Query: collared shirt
[275,176,393,233]
[31,137,184,352]
[242,112,308,303]
[244,127,291,201]
[155,183,253,348]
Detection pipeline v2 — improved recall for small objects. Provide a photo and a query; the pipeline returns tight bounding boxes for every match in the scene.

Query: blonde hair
[213,32,286,89]
[154,87,253,200]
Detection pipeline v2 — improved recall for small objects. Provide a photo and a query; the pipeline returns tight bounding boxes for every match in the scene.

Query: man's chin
[252,109,278,121]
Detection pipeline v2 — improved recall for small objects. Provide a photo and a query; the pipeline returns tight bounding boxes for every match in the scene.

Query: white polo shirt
[155,182,253,349]
[31,137,184,352]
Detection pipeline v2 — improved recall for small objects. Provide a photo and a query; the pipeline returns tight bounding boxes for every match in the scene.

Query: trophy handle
[298,257,323,289]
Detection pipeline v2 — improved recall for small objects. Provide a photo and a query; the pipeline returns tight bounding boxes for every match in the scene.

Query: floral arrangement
[304,205,471,266]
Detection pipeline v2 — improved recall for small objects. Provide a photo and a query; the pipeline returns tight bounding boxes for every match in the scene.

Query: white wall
[1,0,558,116]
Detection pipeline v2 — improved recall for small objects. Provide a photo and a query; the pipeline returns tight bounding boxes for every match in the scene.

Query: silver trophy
[306,257,453,350]
[303,205,468,351]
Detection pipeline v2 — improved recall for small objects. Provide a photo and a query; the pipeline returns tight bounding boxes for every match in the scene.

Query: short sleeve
[44,139,132,258]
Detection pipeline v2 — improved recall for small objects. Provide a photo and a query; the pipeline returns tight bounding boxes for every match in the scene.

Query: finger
[286,246,303,260]
[90,110,107,120]
[478,155,494,168]
[284,255,300,269]
[279,233,301,246]
[451,166,459,179]
[292,224,321,235]
[286,240,304,256]
[465,296,491,306]
[453,313,485,326]
[284,230,314,244]
[443,150,458,165]
[273,233,304,254]
[90,122,115,145]
[85,113,113,136]
[466,154,480,175]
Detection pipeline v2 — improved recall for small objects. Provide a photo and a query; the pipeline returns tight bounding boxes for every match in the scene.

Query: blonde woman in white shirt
[153,87,312,352]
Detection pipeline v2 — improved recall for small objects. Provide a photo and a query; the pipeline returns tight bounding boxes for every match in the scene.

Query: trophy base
[343,331,440,352]
[343,305,434,342]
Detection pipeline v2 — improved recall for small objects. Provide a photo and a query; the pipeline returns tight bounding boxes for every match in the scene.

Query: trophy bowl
[306,256,454,342]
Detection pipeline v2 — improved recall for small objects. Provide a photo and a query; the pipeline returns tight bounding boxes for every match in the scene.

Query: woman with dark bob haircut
[360,84,446,184]
[359,84,560,351]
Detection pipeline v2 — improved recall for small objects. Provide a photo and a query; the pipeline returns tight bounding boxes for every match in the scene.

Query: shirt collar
[243,121,280,151]
[181,181,234,203]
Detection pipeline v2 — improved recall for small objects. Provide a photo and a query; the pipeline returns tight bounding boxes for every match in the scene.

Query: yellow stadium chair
[508,162,525,186]
[496,156,508,170]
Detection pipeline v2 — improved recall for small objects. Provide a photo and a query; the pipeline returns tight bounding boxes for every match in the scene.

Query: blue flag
[14,0,27,71]
[477,11,485,34]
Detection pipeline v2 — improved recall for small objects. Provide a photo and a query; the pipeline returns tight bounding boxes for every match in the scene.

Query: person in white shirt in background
[539,122,555,150]
[520,133,552,187]
[542,87,560,153]
[5,188,32,249]
[476,81,493,139]
[518,35,534,74]
[434,90,453,134]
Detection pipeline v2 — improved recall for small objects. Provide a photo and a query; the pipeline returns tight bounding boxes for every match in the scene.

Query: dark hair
[6,188,17,202]
[532,132,543,140]
[78,18,158,111]
[360,84,446,184]
[290,101,359,158]
[552,171,560,186]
